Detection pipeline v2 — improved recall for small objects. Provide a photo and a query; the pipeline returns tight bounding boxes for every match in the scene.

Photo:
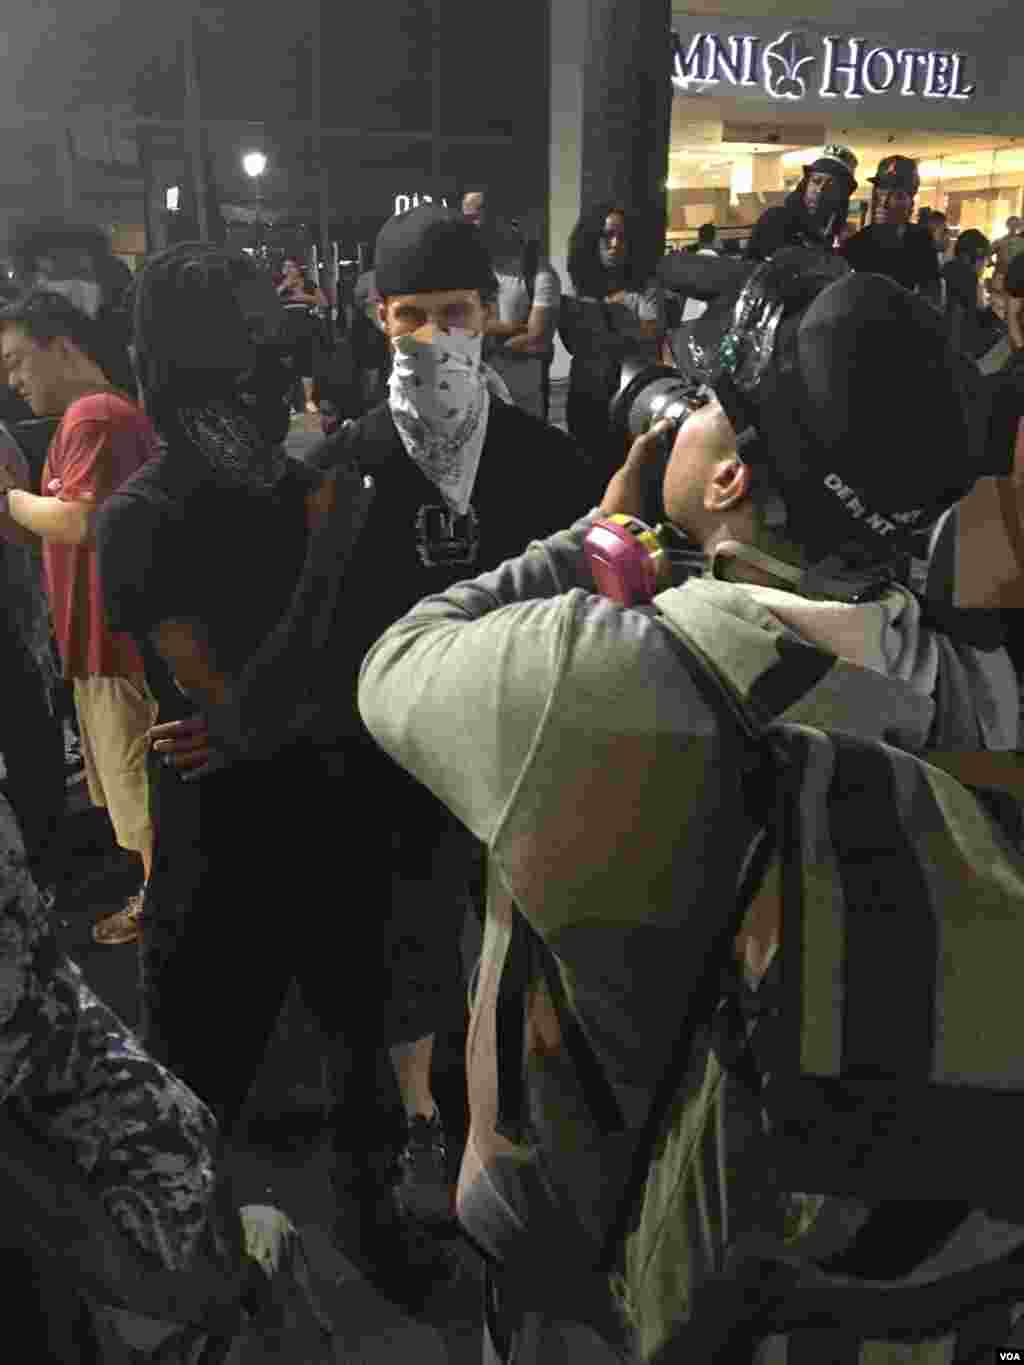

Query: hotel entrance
[667,118,1024,253]
[665,16,1024,254]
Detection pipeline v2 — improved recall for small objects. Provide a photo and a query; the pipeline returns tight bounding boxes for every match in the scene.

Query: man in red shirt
[0,291,158,945]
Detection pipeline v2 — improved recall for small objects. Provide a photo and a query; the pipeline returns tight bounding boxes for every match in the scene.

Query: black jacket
[840,224,942,295]
[746,193,832,262]
[303,396,601,746]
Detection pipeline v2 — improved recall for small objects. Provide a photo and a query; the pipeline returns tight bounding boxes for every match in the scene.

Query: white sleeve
[638,285,663,325]
[497,276,530,325]
[532,265,561,312]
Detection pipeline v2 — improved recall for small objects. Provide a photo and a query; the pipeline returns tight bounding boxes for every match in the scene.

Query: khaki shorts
[73,675,159,855]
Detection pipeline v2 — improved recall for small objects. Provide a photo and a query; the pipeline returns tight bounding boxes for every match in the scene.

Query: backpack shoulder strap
[597,608,798,1273]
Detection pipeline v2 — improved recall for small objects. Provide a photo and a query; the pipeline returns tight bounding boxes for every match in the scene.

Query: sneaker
[331,1180,461,1310]
[64,739,86,786]
[237,1204,336,1356]
[393,1110,457,1230]
[92,890,146,946]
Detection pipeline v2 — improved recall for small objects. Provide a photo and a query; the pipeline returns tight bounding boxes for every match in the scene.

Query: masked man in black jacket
[746,145,858,262]
[304,207,600,1246]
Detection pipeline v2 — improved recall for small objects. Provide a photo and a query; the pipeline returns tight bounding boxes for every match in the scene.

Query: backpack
[489,597,1024,1362]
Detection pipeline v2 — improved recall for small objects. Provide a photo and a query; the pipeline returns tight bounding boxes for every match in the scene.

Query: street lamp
[243,150,268,180]
[242,151,268,257]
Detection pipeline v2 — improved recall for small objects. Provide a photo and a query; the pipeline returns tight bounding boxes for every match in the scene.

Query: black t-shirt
[841,224,941,293]
[97,445,316,718]
[942,257,980,313]
[95,444,322,854]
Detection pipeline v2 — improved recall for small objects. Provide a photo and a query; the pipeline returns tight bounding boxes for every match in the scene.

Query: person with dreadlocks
[93,240,465,1312]
[746,144,859,263]
[559,202,665,481]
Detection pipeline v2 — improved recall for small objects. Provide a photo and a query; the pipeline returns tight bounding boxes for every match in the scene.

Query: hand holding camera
[599,418,676,520]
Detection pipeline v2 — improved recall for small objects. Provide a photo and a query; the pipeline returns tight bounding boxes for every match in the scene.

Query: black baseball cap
[804,144,858,193]
[684,256,977,564]
[374,204,497,299]
[869,156,921,194]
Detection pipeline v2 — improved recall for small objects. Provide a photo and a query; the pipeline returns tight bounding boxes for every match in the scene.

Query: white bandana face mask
[388,328,509,516]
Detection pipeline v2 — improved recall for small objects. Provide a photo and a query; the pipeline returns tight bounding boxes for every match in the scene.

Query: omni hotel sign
[671,30,977,102]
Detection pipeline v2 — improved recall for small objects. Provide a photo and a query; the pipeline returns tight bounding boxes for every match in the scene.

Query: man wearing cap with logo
[357,255,1019,1362]
[746,144,858,261]
[842,156,943,302]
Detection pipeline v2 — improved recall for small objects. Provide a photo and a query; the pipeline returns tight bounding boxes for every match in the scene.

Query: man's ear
[375,301,389,334]
[706,458,754,514]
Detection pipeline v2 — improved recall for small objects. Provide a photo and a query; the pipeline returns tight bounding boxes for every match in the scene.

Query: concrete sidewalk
[46,784,617,1362]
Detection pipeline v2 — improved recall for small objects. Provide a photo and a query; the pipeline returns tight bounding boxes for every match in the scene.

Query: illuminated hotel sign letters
[671,30,976,102]
[394,192,449,214]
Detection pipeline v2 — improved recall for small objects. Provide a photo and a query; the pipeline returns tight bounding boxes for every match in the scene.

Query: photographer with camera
[358,251,1023,1363]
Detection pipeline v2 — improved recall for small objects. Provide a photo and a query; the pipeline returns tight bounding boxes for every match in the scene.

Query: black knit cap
[374,204,497,298]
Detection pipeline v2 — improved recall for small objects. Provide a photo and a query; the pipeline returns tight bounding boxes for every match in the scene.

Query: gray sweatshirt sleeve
[357,511,603,841]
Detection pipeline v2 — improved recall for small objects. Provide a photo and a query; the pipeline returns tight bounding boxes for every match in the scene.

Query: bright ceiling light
[242,151,268,179]
[782,147,821,167]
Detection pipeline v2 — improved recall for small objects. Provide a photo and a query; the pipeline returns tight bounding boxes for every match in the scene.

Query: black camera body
[608,355,707,526]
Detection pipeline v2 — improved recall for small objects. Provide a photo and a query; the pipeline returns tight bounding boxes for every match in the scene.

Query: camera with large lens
[607,353,707,525]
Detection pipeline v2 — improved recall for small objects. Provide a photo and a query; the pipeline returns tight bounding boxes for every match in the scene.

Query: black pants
[0,607,65,886]
[0,1250,101,1365]
[139,743,470,1160]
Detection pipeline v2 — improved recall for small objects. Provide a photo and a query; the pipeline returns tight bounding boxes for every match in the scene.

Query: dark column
[579,0,673,277]
[548,0,673,379]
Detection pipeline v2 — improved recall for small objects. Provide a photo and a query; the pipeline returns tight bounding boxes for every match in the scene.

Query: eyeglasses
[601,230,626,245]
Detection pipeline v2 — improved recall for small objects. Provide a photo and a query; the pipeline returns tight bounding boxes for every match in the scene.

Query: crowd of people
[0,152,1023,1365]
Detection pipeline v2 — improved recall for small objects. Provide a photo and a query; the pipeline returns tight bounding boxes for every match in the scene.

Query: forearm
[485,317,527,340]
[505,315,556,355]
[384,510,602,633]
[609,316,659,349]
[4,490,92,546]
[358,532,596,842]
